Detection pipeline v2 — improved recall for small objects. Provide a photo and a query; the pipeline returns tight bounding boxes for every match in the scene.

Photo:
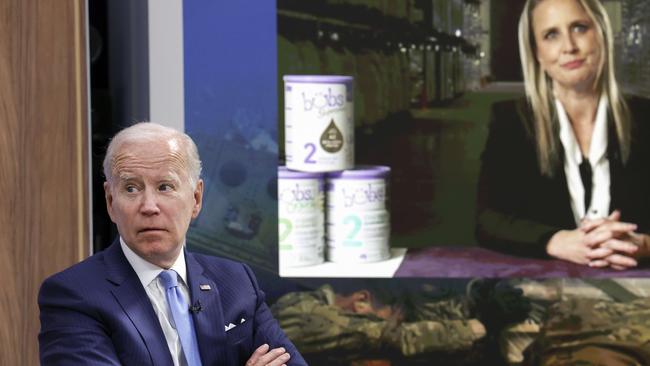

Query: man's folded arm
[243,264,308,366]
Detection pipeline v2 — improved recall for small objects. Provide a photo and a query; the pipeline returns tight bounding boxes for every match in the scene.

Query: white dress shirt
[556,95,610,225]
[120,237,192,366]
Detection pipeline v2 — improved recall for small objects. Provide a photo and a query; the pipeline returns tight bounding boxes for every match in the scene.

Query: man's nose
[140,189,161,215]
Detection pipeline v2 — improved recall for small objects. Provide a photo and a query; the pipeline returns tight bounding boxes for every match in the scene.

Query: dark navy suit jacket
[38,241,307,366]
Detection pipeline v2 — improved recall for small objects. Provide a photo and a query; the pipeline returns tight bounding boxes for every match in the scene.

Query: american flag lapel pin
[200,284,211,291]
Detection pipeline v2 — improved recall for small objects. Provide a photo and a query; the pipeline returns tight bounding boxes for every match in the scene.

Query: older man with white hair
[38,122,306,366]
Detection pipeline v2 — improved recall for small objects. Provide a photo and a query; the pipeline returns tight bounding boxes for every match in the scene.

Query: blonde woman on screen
[476,0,650,270]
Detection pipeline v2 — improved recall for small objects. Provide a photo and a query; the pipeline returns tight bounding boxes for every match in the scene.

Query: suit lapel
[103,242,173,366]
[530,103,576,227]
[607,116,623,212]
[186,251,228,365]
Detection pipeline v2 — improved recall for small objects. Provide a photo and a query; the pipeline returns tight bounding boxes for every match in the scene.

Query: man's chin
[134,230,173,245]
[141,247,182,268]
[127,235,182,265]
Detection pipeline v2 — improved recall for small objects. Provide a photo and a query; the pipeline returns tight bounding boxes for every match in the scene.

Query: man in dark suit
[38,122,306,366]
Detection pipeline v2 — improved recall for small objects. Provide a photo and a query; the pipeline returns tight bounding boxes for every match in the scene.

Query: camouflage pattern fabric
[383,318,485,356]
[271,285,485,357]
[407,296,470,322]
[523,297,650,366]
[500,301,547,365]
[500,278,645,365]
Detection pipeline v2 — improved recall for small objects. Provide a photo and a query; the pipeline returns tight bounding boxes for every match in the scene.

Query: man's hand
[246,344,291,366]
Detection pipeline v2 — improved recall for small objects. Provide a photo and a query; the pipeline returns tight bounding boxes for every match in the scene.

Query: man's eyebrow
[117,174,138,182]
[158,171,183,182]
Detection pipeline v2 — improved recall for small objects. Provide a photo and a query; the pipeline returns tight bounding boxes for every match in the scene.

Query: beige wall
[0,1,90,364]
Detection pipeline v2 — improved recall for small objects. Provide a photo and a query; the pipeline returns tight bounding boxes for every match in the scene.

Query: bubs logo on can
[279,183,320,213]
[338,183,385,209]
[301,88,345,115]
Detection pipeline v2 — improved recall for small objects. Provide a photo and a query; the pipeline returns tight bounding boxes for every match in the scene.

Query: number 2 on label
[304,143,316,164]
[343,215,362,247]
[279,218,292,243]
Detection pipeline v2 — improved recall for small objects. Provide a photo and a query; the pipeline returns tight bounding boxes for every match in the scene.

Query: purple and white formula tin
[325,166,391,263]
[278,166,325,267]
[326,166,390,211]
[284,75,354,172]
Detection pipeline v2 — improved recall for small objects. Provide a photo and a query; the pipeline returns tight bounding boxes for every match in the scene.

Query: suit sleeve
[242,264,308,366]
[620,96,650,234]
[38,275,122,366]
[475,102,560,258]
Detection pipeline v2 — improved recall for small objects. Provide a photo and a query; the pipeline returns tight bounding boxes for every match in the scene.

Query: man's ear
[104,181,115,221]
[351,290,373,314]
[192,179,204,218]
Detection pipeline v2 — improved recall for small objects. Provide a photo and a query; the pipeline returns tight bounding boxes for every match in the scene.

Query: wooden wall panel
[0,1,89,365]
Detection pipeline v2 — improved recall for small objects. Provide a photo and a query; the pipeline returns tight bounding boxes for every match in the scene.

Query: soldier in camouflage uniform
[523,296,650,366]
[270,284,486,357]
[499,279,650,365]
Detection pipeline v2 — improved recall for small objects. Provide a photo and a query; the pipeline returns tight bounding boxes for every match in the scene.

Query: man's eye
[125,185,138,193]
[159,183,174,192]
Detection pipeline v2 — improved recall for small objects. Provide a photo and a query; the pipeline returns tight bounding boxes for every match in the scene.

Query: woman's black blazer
[476,96,650,258]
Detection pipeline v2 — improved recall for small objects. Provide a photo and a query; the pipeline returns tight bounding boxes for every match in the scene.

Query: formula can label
[326,210,390,244]
[324,165,391,263]
[327,178,388,211]
[327,243,390,263]
[278,166,325,267]
[278,180,323,215]
[280,244,324,267]
[284,75,354,172]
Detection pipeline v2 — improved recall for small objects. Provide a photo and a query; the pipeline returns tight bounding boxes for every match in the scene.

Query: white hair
[103,122,202,187]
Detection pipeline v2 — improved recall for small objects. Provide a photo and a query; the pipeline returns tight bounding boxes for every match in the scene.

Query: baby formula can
[326,166,390,211]
[278,166,324,267]
[284,75,354,172]
[325,166,391,263]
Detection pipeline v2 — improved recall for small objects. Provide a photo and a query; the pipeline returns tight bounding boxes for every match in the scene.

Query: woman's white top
[556,95,610,226]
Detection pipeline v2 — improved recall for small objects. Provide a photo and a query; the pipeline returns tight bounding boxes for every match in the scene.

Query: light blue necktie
[159,269,202,366]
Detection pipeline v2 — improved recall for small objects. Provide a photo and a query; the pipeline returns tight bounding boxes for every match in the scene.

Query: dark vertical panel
[107,0,149,127]
[490,0,526,81]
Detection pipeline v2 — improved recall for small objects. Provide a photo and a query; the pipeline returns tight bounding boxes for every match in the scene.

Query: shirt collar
[120,237,188,288]
[556,94,608,164]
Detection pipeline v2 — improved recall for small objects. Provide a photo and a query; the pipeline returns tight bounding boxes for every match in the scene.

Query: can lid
[326,165,390,180]
[283,75,353,84]
[278,166,325,179]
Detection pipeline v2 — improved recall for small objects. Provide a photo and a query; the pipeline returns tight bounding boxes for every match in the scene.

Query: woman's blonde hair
[518,0,630,176]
